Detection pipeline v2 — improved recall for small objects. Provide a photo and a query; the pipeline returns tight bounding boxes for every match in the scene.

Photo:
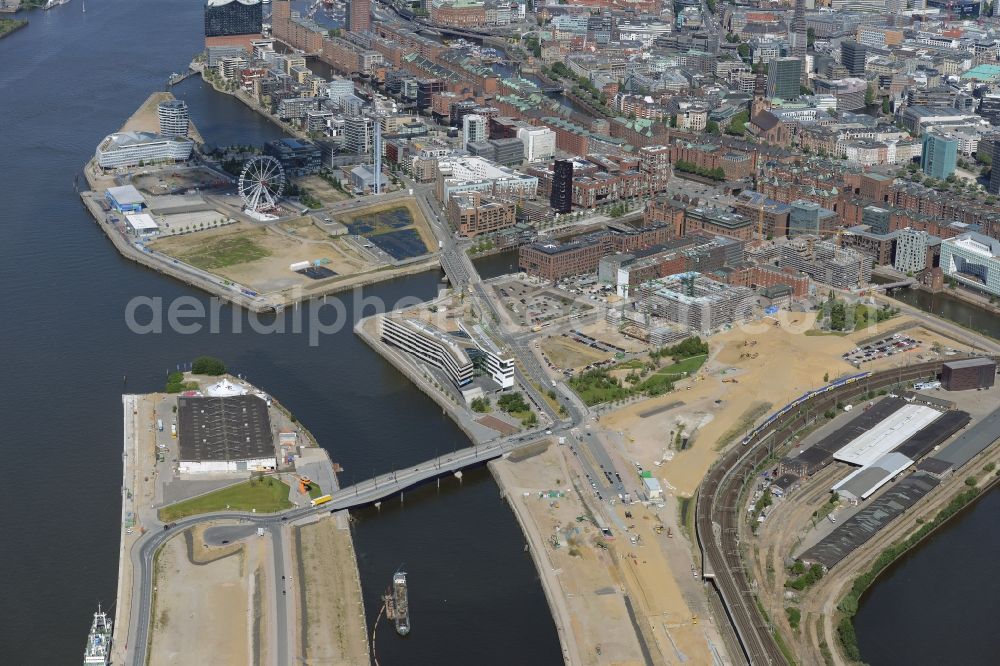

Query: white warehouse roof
[833,404,940,467]
[833,452,915,502]
[125,213,159,232]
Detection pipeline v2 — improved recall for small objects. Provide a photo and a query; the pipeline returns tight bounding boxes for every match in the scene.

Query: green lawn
[805,329,848,337]
[0,19,28,38]
[179,234,271,270]
[637,354,707,394]
[158,478,293,522]
[570,354,708,405]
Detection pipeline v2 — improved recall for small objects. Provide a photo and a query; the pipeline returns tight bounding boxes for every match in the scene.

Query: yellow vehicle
[310,494,333,507]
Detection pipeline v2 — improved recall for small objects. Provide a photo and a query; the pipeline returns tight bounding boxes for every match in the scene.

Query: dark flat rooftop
[919,405,1000,472]
[178,395,274,463]
[801,472,940,570]
[892,410,970,461]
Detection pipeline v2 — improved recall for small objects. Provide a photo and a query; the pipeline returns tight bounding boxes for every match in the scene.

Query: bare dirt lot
[492,444,723,666]
[603,312,862,496]
[293,514,369,666]
[132,166,229,196]
[540,335,613,371]
[149,220,374,293]
[294,175,351,204]
[149,524,266,666]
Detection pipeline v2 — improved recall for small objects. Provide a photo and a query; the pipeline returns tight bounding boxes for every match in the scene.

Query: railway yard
[695,359,1000,666]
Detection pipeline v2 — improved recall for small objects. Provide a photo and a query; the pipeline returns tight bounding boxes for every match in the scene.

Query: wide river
[0,2,559,663]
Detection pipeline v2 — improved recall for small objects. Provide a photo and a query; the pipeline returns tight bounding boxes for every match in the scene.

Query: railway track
[695,361,947,665]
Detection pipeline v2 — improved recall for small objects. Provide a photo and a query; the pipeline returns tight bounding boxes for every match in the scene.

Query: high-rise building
[841,40,867,77]
[989,139,1000,195]
[789,0,807,61]
[204,0,262,38]
[157,99,190,138]
[550,159,573,214]
[921,132,957,180]
[462,114,486,149]
[766,57,802,101]
[348,0,371,33]
[893,228,931,274]
[344,115,375,155]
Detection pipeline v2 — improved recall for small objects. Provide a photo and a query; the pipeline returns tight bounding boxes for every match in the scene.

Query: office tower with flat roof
[841,40,867,77]
[921,132,957,180]
[462,114,486,149]
[349,0,371,33]
[550,159,573,214]
[766,57,802,100]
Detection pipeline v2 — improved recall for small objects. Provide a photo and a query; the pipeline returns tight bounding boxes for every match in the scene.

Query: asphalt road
[270,524,290,666]
[126,424,583,666]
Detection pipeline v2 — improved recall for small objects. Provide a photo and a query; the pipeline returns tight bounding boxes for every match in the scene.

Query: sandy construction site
[292,514,370,666]
[149,525,268,666]
[600,313,975,498]
[149,219,374,293]
[491,443,725,666]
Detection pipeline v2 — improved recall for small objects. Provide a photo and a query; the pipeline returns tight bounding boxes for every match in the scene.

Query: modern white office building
[464,323,515,389]
[381,314,517,395]
[157,99,190,137]
[940,232,1000,296]
[436,156,538,201]
[95,132,194,169]
[462,114,486,149]
[382,316,474,388]
[516,126,556,163]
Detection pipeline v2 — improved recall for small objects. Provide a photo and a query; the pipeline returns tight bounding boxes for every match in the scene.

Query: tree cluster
[673,160,726,181]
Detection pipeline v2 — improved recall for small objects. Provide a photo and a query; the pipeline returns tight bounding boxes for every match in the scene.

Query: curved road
[126,420,583,665]
[695,360,964,665]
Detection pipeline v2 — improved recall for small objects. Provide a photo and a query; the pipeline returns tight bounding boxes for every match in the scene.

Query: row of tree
[673,160,726,181]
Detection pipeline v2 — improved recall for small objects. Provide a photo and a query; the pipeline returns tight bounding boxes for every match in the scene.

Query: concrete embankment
[79,189,275,312]
[488,458,577,666]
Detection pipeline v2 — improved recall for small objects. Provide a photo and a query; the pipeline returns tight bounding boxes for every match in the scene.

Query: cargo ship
[382,571,410,636]
[83,605,112,665]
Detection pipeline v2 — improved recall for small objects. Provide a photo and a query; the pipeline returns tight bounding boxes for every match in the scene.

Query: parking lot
[842,333,919,364]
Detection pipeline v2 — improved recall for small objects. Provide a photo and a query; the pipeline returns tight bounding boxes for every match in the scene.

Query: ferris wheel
[238,156,285,212]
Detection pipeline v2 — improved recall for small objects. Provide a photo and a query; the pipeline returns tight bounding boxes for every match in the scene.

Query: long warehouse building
[832,404,942,467]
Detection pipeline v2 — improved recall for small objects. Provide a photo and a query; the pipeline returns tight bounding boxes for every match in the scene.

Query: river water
[852,283,1000,664]
[0,2,558,663]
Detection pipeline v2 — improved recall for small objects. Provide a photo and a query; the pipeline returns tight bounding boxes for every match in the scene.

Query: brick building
[447,191,517,237]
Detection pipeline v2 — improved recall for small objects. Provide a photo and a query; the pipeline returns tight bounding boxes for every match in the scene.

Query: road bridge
[126,429,560,666]
[870,279,916,291]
